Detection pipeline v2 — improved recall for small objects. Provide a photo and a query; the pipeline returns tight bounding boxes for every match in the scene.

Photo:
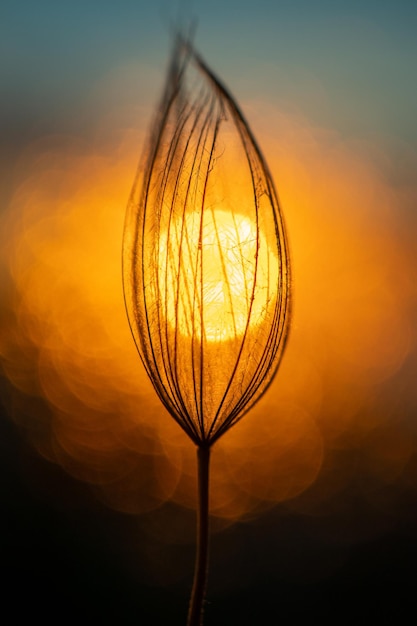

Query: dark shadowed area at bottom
[1,374,417,625]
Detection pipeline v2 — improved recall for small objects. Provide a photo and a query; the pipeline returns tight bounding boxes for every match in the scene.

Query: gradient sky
[2,0,417,144]
[2,0,417,516]
[3,0,417,520]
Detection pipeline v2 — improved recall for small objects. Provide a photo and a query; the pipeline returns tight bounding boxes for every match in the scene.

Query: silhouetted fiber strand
[187,445,210,626]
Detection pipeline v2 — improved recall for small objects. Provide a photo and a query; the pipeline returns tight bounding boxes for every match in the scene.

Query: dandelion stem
[187,444,211,626]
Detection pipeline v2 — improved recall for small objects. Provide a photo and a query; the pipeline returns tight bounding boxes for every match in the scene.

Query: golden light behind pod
[123,36,290,446]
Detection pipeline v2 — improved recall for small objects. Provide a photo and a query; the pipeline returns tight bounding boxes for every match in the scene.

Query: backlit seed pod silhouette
[123,37,290,447]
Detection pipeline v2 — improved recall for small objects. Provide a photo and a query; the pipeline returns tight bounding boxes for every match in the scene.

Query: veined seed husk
[123,36,290,445]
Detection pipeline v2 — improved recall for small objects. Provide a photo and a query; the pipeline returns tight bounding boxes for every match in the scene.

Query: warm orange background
[1,97,415,517]
[1,2,417,623]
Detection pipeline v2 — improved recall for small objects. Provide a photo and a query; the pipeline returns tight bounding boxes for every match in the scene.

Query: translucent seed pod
[123,36,290,447]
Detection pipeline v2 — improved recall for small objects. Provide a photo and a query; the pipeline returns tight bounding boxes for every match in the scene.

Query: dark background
[2,375,417,624]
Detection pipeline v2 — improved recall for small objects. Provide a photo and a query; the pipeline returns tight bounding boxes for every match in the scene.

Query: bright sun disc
[159,209,278,342]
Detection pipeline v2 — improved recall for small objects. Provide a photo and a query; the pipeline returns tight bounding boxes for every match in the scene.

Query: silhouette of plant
[123,33,290,625]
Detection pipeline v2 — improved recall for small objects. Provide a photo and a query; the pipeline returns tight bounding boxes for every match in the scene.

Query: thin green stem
[187,444,211,626]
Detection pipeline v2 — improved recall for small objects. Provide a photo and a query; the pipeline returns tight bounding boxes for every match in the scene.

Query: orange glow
[0,88,416,529]
[159,209,278,342]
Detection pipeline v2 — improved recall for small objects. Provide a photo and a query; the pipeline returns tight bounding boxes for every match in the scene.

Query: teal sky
[2,0,417,147]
